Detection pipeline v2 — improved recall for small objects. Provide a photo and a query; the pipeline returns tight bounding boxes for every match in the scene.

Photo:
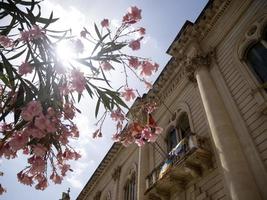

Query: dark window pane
[167,128,177,151]
[247,42,267,83]
[178,113,191,138]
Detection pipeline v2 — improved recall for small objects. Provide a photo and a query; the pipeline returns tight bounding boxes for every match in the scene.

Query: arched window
[123,171,136,200]
[246,27,267,86]
[166,112,191,152]
[105,191,111,200]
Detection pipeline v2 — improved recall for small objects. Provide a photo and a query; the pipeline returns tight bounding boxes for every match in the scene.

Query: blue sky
[0,0,208,199]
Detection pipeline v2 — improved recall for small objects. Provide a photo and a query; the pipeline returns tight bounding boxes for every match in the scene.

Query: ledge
[145,137,212,197]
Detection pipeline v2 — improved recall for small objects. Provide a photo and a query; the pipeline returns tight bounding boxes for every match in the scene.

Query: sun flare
[56,41,76,63]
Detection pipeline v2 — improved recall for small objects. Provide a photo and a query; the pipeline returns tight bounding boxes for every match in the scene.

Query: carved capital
[184,51,214,82]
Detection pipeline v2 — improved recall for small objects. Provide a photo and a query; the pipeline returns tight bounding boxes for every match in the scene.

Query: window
[123,172,136,200]
[105,191,111,200]
[166,113,191,152]
[246,27,267,87]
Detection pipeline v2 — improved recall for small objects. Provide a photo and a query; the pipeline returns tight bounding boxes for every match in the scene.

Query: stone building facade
[77,0,267,199]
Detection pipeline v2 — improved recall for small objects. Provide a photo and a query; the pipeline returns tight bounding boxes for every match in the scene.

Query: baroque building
[77,0,267,199]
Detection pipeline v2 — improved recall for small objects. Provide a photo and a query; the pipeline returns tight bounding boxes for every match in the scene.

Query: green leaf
[78,93,82,103]
[36,11,59,29]
[94,23,101,40]
[14,84,25,124]
[99,67,112,88]
[75,59,99,74]
[7,48,26,60]
[85,84,94,98]
[0,53,14,88]
[98,43,127,56]
[91,32,110,55]
[98,90,111,110]
[95,97,101,117]
[106,89,128,109]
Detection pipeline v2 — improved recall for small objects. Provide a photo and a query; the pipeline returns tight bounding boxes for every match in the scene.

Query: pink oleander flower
[9,132,28,151]
[62,149,81,160]
[128,57,140,69]
[35,178,48,190]
[17,171,33,186]
[23,147,29,155]
[25,127,45,139]
[135,137,146,147]
[121,88,136,101]
[123,6,142,24]
[63,103,75,120]
[19,62,33,75]
[47,107,56,117]
[20,31,31,42]
[58,133,70,145]
[59,83,70,96]
[140,61,158,76]
[74,151,81,160]
[32,144,47,157]
[80,30,87,38]
[112,133,121,142]
[29,25,45,39]
[29,156,46,174]
[144,80,153,89]
[50,172,62,184]
[129,39,141,51]
[21,100,43,121]
[101,19,109,27]
[138,27,146,35]
[0,143,17,159]
[60,164,71,176]
[70,125,79,137]
[0,123,12,132]
[62,148,75,160]
[70,69,86,93]
[100,61,114,71]
[111,109,125,122]
[34,114,48,131]
[0,184,6,195]
[0,35,13,48]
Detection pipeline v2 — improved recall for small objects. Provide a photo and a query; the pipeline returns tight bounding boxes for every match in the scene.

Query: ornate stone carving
[184,52,213,82]
[111,166,121,181]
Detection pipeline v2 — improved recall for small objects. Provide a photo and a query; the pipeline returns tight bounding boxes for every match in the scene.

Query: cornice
[76,142,123,200]
[146,0,231,107]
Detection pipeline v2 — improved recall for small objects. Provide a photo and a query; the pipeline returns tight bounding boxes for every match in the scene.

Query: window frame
[165,112,191,153]
[123,170,136,200]
[237,14,267,101]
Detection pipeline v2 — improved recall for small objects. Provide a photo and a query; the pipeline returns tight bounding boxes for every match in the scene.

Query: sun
[56,40,76,63]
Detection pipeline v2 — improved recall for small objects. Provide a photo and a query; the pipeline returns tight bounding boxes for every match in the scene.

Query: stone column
[137,145,150,200]
[186,53,262,200]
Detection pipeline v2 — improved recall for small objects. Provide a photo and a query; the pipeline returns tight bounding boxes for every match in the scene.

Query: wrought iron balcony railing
[145,134,212,197]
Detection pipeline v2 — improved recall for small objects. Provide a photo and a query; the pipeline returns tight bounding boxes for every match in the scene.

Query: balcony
[145,135,212,197]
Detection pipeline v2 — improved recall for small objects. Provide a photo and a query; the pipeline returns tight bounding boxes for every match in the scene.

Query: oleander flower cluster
[0,0,162,194]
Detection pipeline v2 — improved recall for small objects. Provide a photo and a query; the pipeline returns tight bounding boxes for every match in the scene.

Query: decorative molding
[76,143,123,200]
[237,13,267,59]
[146,0,232,106]
[183,51,214,82]
[111,166,122,181]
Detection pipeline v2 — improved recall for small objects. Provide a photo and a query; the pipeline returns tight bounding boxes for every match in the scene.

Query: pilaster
[184,51,262,200]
